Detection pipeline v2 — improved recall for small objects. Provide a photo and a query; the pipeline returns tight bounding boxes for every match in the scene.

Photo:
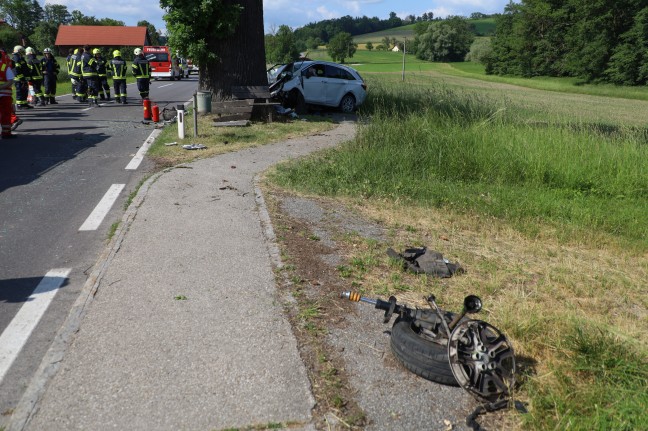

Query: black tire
[390,318,458,386]
[294,91,307,115]
[339,93,356,113]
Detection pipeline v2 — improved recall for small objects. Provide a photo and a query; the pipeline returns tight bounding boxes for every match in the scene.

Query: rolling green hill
[352,18,496,44]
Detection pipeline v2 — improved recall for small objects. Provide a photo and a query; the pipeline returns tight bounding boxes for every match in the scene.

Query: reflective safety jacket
[26,54,43,80]
[131,55,150,79]
[70,54,81,79]
[110,57,127,79]
[0,50,13,97]
[11,52,30,82]
[67,53,81,78]
[95,55,108,77]
[80,52,97,77]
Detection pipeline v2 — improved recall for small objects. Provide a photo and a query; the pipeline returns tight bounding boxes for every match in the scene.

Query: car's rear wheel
[339,94,356,113]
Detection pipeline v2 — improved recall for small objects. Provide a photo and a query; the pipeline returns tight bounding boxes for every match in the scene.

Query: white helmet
[43,48,52,54]
[134,48,142,55]
[13,45,24,53]
[25,47,35,54]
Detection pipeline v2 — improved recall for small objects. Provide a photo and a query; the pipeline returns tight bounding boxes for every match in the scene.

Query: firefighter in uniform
[73,48,86,101]
[93,48,111,101]
[80,45,99,106]
[42,47,59,104]
[25,47,45,106]
[12,46,33,110]
[0,47,16,138]
[110,50,128,104]
[67,48,81,99]
[131,47,150,102]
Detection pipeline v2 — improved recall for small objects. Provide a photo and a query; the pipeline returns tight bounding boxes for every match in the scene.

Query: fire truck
[143,46,182,80]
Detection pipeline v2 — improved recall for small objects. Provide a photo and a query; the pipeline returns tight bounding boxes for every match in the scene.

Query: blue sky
[44,1,513,34]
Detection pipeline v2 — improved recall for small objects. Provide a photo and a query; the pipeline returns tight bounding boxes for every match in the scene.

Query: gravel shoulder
[262,189,487,430]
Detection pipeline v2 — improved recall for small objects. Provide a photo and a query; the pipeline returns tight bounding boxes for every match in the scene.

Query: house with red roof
[55,25,151,52]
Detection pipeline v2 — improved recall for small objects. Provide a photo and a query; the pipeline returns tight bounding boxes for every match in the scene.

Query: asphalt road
[0,76,198,425]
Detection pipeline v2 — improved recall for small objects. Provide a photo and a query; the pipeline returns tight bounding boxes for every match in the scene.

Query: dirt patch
[263,189,493,431]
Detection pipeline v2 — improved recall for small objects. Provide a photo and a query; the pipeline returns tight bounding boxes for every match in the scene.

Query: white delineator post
[177,104,185,139]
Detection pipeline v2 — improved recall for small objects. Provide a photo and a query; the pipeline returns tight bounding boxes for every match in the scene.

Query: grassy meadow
[265,52,648,430]
[149,45,647,430]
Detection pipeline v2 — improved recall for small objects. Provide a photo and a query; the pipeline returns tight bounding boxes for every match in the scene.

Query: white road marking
[157,83,174,88]
[79,184,125,231]
[125,129,161,170]
[0,268,71,384]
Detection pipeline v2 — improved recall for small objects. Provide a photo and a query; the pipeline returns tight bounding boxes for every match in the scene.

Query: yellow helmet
[74,48,79,54]
[92,48,101,55]
[113,50,121,58]
[25,47,35,54]
[134,48,142,55]
[13,45,24,53]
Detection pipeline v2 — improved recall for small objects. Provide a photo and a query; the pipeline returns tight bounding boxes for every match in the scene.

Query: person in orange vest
[0,46,17,138]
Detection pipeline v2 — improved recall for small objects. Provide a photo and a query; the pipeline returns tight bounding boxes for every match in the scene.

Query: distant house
[55,25,151,52]
[391,45,400,52]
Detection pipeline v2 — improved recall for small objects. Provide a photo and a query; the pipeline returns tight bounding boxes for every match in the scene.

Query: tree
[465,37,492,64]
[44,4,71,26]
[0,25,21,50]
[365,41,373,51]
[0,0,44,35]
[30,21,58,52]
[70,10,101,25]
[305,36,322,50]
[417,17,475,62]
[327,32,356,63]
[161,0,267,100]
[381,35,391,48]
[138,20,161,46]
[265,25,300,64]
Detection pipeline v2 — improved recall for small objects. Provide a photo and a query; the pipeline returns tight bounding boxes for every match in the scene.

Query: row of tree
[265,15,481,65]
[486,0,648,85]
[0,0,164,56]
[292,11,432,48]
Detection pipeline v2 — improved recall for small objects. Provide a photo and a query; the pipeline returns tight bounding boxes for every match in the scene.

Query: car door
[323,64,350,106]
[301,64,327,105]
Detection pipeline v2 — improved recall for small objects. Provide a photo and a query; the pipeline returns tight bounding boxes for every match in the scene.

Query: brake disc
[447,320,516,402]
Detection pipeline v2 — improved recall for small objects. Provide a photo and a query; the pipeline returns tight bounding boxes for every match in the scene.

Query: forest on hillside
[487,0,648,85]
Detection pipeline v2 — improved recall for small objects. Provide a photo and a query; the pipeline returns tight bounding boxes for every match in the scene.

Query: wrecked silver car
[269,60,367,114]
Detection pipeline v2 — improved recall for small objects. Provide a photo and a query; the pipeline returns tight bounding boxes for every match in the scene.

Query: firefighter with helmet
[25,47,45,105]
[93,48,111,101]
[42,47,60,104]
[110,50,128,104]
[67,48,81,99]
[131,47,150,102]
[80,45,99,106]
[12,45,33,109]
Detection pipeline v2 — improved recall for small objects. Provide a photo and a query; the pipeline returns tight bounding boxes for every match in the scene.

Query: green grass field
[266,50,648,431]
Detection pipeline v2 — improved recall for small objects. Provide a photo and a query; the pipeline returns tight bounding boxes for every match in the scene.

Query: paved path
[9,120,357,431]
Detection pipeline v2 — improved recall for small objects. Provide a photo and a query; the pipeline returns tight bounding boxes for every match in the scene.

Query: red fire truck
[143,46,182,80]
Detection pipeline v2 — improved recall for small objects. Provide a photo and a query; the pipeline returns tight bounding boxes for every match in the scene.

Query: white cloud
[316,6,339,20]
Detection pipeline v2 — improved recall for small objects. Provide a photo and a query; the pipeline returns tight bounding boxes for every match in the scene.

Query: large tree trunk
[199,0,267,100]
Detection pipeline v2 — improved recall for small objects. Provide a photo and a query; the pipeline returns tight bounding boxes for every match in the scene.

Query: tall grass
[273,80,648,248]
[268,74,648,430]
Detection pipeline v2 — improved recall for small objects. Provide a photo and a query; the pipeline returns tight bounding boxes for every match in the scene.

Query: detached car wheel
[390,318,458,386]
[339,94,356,113]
